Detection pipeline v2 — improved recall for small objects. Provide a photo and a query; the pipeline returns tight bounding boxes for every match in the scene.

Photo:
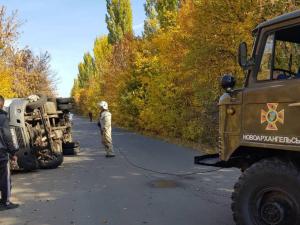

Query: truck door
[242,26,300,148]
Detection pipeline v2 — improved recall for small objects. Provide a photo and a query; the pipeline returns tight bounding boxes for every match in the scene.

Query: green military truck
[195,10,300,225]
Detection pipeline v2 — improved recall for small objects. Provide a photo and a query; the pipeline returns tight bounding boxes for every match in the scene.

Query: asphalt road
[0,116,240,225]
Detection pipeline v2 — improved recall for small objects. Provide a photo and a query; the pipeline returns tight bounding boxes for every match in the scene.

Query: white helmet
[98,101,108,110]
[28,94,40,102]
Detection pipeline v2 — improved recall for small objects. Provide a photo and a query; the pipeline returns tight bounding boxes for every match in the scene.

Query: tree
[0,5,56,98]
[156,0,180,29]
[73,0,300,148]
[105,0,133,44]
[144,0,159,36]
[93,36,112,76]
[12,49,57,97]
[144,0,180,36]
[0,61,15,98]
[77,53,95,88]
[0,6,19,54]
[0,6,18,98]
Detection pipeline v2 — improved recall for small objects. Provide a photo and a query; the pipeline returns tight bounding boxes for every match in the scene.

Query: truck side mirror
[221,74,236,92]
[238,42,248,69]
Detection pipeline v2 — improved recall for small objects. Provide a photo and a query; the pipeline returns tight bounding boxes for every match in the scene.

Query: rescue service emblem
[261,103,284,131]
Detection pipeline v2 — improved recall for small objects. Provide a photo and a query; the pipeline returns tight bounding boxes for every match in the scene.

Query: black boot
[0,201,19,211]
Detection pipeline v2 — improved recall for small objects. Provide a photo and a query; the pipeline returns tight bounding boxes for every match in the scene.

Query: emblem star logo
[261,103,284,131]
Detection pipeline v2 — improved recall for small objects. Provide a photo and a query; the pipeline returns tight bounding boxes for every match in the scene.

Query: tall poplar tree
[93,36,111,76]
[144,0,158,36]
[144,0,180,35]
[105,0,133,44]
[77,53,95,88]
[156,0,180,29]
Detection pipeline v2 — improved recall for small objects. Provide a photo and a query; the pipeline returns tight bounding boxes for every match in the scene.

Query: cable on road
[116,146,222,177]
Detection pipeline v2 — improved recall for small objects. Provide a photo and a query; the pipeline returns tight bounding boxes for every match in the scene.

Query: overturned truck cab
[195,10,300,225]
[5,95,75,171]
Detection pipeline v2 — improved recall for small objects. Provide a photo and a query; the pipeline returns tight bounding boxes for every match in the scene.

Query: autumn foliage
[0,6,56,98]
[72,0,300,148]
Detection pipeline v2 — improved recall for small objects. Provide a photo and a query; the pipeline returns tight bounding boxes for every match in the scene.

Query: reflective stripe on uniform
[7,162,10,203]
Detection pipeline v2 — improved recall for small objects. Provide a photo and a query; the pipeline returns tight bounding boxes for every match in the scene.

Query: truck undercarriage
[7,95,76,171]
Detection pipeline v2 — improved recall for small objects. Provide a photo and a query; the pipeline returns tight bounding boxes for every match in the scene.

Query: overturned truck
[5,95,76,171]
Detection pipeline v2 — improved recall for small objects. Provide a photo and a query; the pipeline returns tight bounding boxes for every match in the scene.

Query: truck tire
[39,152,63,169]
[56,98,73,104]
[27,95,47,110]
[63,146,80,155]
[17,154,39,171]
[63,142,80,155]
[57,104,73,111]
[232,158,300,225]
[63,142,79,149]
[38,141,64,169]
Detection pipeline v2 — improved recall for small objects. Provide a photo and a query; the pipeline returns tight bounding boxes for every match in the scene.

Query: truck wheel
[63,142,80,155]
[27,95,47,110]
[232,158,300,225]
[38,152,63,169]
[57,104,73,111]
[63,146,80,156]
[38,141,64,169]
[18,155,39,171]
[63,142,79,149]
[56,98,73,104]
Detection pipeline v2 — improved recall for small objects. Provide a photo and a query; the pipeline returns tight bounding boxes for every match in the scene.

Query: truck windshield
[257,25,300,81]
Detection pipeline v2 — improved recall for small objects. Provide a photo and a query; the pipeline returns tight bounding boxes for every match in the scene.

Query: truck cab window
[257,34,274,81]
[273,40,300,79]
[257,25,300,81]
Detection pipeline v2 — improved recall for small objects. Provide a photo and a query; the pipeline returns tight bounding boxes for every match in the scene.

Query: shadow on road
[0,115,238,225]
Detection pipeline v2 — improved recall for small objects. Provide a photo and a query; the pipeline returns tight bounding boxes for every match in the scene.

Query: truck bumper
[194,154,233,168]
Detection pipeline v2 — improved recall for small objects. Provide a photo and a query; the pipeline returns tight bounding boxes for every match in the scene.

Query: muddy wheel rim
[250,187,299,225]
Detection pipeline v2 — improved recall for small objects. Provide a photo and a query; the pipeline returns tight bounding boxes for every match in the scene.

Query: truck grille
[217,136,223,155]
[15,127,26,149]
[217,107,223,155]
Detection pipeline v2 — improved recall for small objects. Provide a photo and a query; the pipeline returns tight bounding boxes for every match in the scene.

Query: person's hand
[11,155,17,162]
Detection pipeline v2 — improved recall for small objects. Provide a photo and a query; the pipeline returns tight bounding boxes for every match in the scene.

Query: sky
[2,0,146,97]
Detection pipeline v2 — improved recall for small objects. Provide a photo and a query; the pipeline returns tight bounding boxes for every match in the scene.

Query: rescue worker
[0,95,19,210]
[88,112,93,122]
[97,101,115,157]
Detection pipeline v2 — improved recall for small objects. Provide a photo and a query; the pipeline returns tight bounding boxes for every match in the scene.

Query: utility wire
[116,146,221,177]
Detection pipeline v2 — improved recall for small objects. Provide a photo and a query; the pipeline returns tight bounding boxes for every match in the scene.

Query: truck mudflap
[194,154,234,168]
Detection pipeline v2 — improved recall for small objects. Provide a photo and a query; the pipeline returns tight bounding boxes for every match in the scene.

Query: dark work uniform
[88,112,93,122]
[0,109,18,204]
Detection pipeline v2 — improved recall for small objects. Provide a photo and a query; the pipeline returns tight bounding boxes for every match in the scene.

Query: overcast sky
[3,0,146,97]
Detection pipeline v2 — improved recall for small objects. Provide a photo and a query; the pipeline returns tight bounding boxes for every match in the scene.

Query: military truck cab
[195,10,300,225]
[196,10,300,168]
